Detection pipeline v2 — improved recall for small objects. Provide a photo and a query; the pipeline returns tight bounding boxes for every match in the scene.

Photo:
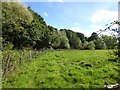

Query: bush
[83,41,95,50]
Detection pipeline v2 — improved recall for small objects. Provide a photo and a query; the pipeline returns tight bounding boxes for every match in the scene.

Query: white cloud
[90,24,104,31]
[110,24,118,29]
[69,24,118,37]
[71,23,107,37]
[89,9,118,36]
[89,24,118,36]
[47,0,64,2]
[90,10,117,23]
[44,12,48,17]
[89,24,105,35]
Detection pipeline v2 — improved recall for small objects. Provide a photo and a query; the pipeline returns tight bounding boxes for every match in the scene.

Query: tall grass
[2,49,42,78]
[2,50,120,88]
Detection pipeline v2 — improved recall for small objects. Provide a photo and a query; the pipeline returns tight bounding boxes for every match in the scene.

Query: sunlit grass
[3,50,119,88]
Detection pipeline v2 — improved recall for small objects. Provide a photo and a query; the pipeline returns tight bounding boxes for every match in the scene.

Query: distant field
[3,50,120,88]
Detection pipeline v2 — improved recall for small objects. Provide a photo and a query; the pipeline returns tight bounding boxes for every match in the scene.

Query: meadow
[2,50,120,88]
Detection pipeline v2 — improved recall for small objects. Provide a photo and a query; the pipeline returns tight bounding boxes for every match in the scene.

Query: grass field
[2,50,120,88]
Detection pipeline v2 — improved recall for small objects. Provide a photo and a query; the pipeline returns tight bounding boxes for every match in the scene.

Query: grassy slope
[3,50,119,88]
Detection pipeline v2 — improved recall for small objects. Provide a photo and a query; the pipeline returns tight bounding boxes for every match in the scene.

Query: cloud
[44,12,48,17]
[89,24,118,36]
[47,0,64,2]
[69,24,115,37]
[90,24,104,31]
[110,24,118,29]
[90,10,117,23]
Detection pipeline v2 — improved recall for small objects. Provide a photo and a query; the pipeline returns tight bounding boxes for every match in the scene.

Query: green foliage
[98,21,120,57]
[2,2,33,49]
[82,41,88,49]
[65,29,82,49]
[102,35,117,49]
[59,30,70,49]
[3,50,119,88]
[3,42,13,50]
[2,3,49,49]
[47,26,61,49]
[74,37,82,49]
[2,2,118,50]
[88,41,95,50]
[28,7,49,49]
[2,49,42,78]
[94,38,106,50]
[118,37,120,57]
[77,32,87,43]
[83,41,95,50]
[88,32,99,41]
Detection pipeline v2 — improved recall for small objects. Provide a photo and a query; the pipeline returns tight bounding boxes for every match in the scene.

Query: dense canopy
[2,2,118,50]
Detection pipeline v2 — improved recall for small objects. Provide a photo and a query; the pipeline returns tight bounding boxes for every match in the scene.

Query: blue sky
[25,2,118,37]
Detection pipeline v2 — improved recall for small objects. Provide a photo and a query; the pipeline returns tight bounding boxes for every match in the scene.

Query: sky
[24,1,118,37]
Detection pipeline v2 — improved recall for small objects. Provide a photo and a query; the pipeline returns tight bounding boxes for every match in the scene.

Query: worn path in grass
[3,50,120,88]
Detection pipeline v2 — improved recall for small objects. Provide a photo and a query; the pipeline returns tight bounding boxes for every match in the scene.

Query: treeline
[2,2,118,50]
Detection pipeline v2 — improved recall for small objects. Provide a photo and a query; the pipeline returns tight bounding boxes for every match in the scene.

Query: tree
[102,35,117,49]
[2,2,33,49]
[59,30,70,49]
[83,41,95,50]
[47,26,61,49]
[94,38,106,49]
[28,7,49,49]
[65,29,82,49]
[72,37,82,49]
[88,32,99,41]
[83,41,88,50]
[77,32,86,43]
[98,21,120,57]
[87,41,95,50]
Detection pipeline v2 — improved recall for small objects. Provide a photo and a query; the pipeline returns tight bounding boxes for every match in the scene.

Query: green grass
[2,50,120,88]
